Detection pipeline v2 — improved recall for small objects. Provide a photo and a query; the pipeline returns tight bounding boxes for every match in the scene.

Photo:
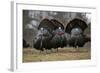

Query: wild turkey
[34,19,56,52]
[50,27,67,51]
[69,27,85,48]
[34,27,52,52]
[34,18,67,52]
[65,18,89,48]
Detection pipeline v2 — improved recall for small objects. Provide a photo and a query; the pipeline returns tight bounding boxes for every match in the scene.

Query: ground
[23,47,91,63]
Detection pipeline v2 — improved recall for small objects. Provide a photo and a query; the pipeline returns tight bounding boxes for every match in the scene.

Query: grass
[23,47,91,63]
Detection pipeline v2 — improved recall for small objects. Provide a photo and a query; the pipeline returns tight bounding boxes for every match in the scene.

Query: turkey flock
[23,18,90,52]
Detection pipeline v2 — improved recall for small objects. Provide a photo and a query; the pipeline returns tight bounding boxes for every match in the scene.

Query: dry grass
[23,47,91,63]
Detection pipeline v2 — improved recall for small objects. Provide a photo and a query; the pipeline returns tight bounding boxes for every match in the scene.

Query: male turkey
[69,27,85,48]
[50,27,67,51]
[50,19,67,51]
[34,19,54,52]
[34,18,67,52]
[65,18,89,48]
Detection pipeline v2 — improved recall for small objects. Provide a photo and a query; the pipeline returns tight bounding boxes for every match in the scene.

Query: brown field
[23,47,91,63]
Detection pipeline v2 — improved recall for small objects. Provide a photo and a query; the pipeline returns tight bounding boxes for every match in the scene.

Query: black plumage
[34,19,55,52]
[51,19,64,30]
[50,27,67,51]
[65,18,88,34]
[34,19,67,52]
[34,27,52,51]
[65,18,89,48]
[38,19,56,33]
[34,18,89,50]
